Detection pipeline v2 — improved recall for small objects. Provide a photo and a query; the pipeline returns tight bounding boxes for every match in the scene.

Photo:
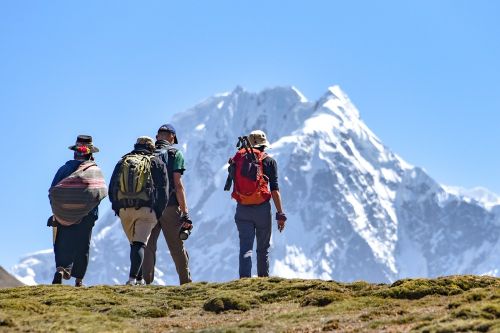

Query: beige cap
[248,130,270,148]
[135,136,155,150]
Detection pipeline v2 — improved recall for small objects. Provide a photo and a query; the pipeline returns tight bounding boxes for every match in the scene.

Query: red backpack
[230,148,271,205]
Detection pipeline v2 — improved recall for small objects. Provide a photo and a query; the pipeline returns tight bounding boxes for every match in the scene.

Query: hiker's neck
[156,139,172,146]
[74,154,92,161]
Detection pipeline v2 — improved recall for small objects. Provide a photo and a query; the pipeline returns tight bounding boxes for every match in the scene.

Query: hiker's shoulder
[151,154,167,169]
[66,159,83,166]
[51,160,82,186]
[262,154,276,164]
[59,159,82,172]
[172,148,185,171]
[170,146,182,157]
[155,143,179,157]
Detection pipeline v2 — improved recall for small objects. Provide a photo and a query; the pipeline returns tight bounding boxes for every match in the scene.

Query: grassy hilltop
[0,275,498,332]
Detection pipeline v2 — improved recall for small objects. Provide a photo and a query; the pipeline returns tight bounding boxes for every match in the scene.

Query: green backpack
[117,154,155,206]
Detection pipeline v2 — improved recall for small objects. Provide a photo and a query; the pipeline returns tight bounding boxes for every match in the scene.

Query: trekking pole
[243,136,257,161]
[240,136,253,158]
[224,160,234,191]
[226,137,243,191]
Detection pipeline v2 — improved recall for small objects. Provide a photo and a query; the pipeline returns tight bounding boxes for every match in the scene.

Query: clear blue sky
[1,1,499,269]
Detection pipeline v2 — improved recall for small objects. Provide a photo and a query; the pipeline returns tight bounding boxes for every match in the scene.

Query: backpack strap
[155,147,177,165]
[79,161,97,171]
[155,146,177,200]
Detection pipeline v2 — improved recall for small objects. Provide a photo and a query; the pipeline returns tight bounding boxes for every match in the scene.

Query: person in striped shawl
[48,135,107,287]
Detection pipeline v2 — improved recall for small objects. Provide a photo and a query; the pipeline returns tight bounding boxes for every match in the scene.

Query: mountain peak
[232,85,245,94]
[290,86,308,103]
[0,265,24,287]
[13,85,500,286]
[319,85,345,100]
[442,185,500,209]
[318,85,360,120]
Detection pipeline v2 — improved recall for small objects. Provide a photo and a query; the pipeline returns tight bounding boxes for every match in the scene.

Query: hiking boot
[62,270,71,280]
[75,279,84,287]
[52,271,63,285]
[55,266,71,280]
[125,279,136,286]
[135,279,145,286]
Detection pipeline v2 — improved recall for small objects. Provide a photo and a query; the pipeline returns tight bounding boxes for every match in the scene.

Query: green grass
[0,275,498,332]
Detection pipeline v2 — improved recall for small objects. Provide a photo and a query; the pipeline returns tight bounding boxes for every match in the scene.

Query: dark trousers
[54,215,95,279]
[235,201,272,278]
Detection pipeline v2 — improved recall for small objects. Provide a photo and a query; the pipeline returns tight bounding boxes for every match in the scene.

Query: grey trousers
[142,206,192,285]
[235,201,272,278]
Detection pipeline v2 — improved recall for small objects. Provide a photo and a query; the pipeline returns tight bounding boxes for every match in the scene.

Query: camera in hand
[179,223,191,240]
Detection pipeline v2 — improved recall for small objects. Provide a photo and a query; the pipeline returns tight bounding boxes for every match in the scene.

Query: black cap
[158,124,178,144]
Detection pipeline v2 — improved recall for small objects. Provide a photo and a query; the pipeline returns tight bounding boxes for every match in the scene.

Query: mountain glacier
[13,85,500,285]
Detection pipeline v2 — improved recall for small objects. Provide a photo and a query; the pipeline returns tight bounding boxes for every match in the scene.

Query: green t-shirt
[172,149,185,174]
[167,149,185,206]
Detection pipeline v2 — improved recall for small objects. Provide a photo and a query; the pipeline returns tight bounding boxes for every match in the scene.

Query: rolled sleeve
[172,150,186,174]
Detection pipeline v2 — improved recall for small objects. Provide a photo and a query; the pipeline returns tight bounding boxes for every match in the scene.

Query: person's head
[68,135,99,161]
[156,124,178,144]
[248,130,270,150]
[134,136,155,152]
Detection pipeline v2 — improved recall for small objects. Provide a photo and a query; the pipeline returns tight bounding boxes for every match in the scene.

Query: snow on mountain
[442,185,500,210]
[13,85,500,285]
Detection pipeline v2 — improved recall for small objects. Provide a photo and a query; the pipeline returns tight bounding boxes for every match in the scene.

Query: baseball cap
[158,124,178,144]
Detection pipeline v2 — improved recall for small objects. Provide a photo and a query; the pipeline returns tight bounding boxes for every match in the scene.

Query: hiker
[142,124,193,285]
[226,130,287,278]
[108,136,168,285]
[48,135,107,287]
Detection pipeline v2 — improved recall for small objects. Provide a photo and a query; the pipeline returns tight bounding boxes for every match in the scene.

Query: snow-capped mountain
[13,85,500,285]
[442,186,500,210]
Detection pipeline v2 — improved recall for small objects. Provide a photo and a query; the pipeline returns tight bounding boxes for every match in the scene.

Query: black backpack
[155,146,177,197]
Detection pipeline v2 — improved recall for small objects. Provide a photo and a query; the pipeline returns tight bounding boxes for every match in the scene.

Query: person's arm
[174,172,192,231]
[173,172,188,215]
[108,161,122,213]
[265,157,286,232]
[271,190,284,214]
[171,150,188,215]
[49,163,74,206]
[50,164,70,188]
[272,190,286,232]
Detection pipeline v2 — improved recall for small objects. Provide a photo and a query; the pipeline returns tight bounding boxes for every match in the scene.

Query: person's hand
[47,216,56,227]
[277,220,285,232]
[179,212,193,230]
[276,212,287,232]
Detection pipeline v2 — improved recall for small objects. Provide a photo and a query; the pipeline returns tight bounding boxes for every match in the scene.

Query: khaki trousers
[142,206,192,285]
[119,207,157,244]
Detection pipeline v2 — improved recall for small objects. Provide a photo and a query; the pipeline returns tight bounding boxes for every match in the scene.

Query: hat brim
[252,141,270,149]
[68,145,99,153]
